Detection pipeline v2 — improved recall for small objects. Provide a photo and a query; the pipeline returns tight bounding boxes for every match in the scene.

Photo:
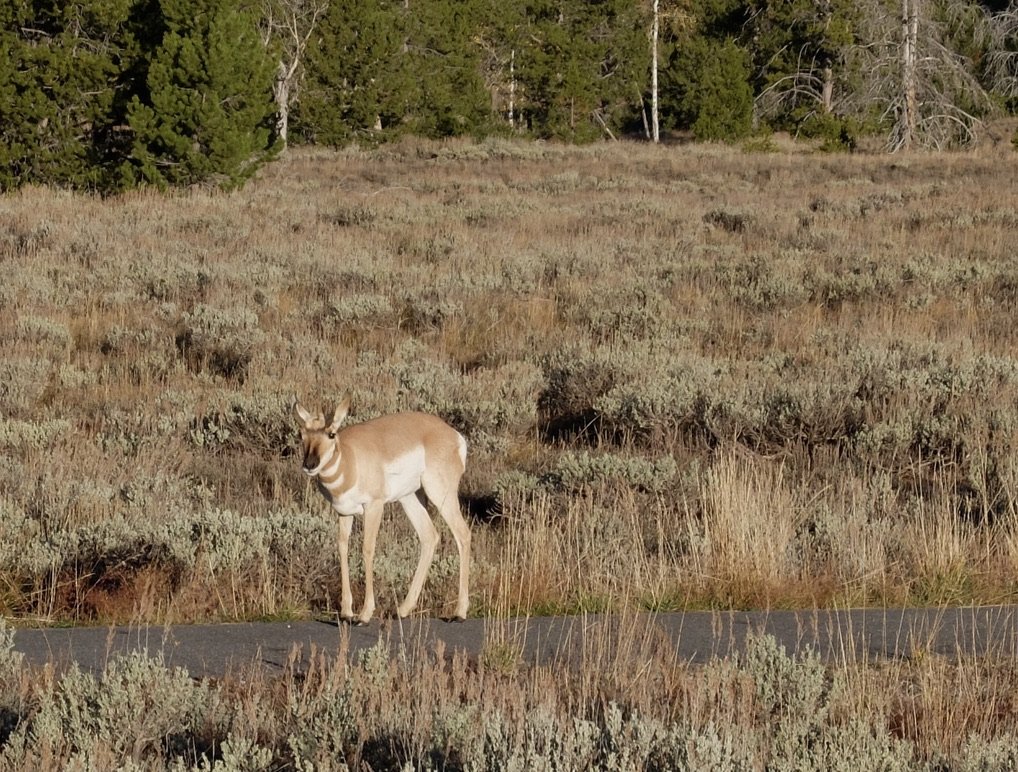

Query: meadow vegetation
[2,616,1018,769]
[2,137,1018,765]
[3,138,1018,624]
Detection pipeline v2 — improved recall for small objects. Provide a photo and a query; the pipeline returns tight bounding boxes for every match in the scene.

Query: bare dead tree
[475,32,520,130]
[986,2,1018,100]
[901,0,919,149]
[509,48,517,129]
[644,1,694,140]
[755,44,840,130]
[846,0,995,151]
[750,2,848,136]
[260,0,329,146]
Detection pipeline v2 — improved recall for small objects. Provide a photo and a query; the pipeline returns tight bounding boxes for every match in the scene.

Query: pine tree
[0,0,135,190]
[746,0,858,144]
[294,0,410,144]
[298,0,493,143]
[666,35,753,141]
[512,0,649,141]
[660,1,754,141]
[402,0,493,137]
[122,0,277,188]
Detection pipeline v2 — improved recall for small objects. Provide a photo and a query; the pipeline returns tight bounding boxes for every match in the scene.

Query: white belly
[380,445,427,501]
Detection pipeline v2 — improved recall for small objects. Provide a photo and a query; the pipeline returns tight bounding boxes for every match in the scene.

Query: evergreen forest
[2,0,1018,191]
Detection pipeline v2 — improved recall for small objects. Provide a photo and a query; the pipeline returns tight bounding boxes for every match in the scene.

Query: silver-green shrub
[742,634,914,771]
[548,450,678,494]
[15,315,71,349]
[0,653,214,767]
[176,304,264,381]
[0,419,71,452]
[0,357,49,414]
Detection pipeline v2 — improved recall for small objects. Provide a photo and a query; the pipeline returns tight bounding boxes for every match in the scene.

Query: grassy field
[3,137,1018,767]
[3,138,1018,624]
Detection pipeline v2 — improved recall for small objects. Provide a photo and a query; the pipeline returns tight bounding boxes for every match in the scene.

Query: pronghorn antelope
[292,396,471,623]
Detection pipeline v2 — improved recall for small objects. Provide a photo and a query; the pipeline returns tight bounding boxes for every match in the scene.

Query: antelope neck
[317,447,343,483]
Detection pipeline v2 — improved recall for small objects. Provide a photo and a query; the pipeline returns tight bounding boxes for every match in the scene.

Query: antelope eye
[327,432,336,440]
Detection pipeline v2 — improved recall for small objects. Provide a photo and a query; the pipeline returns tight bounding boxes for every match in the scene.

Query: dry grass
[1,138,1018,625]
[2,616,1018,769]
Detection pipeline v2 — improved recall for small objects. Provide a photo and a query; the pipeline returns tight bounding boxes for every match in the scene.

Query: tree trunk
[274,61,290,145]
[509,49,516,129]
[651,0,660,142]
[821,66,834,114]
[901,0,919,150]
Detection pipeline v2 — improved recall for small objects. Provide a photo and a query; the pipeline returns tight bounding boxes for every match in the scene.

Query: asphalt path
[12,605,1018,678]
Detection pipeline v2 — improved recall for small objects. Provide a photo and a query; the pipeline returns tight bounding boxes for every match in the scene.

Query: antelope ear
[328,395,351,433]
[292,397,315,427]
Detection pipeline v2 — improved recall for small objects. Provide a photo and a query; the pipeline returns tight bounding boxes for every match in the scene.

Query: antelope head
[292,395,350,477]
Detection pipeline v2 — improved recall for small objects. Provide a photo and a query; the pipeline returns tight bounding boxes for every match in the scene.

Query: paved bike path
[13,605,1018,677]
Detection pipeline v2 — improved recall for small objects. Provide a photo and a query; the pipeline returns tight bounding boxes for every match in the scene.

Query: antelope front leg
[337,514,355,621]
[358,501,384,624]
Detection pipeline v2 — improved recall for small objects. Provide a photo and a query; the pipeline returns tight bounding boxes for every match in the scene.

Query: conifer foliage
[0,0,137,190]
[1,0,1016,190]
[121,0,277,188]
[294,0,410,144]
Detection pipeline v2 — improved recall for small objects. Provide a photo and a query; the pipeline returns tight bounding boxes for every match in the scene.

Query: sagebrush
[1,139,1017,622]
